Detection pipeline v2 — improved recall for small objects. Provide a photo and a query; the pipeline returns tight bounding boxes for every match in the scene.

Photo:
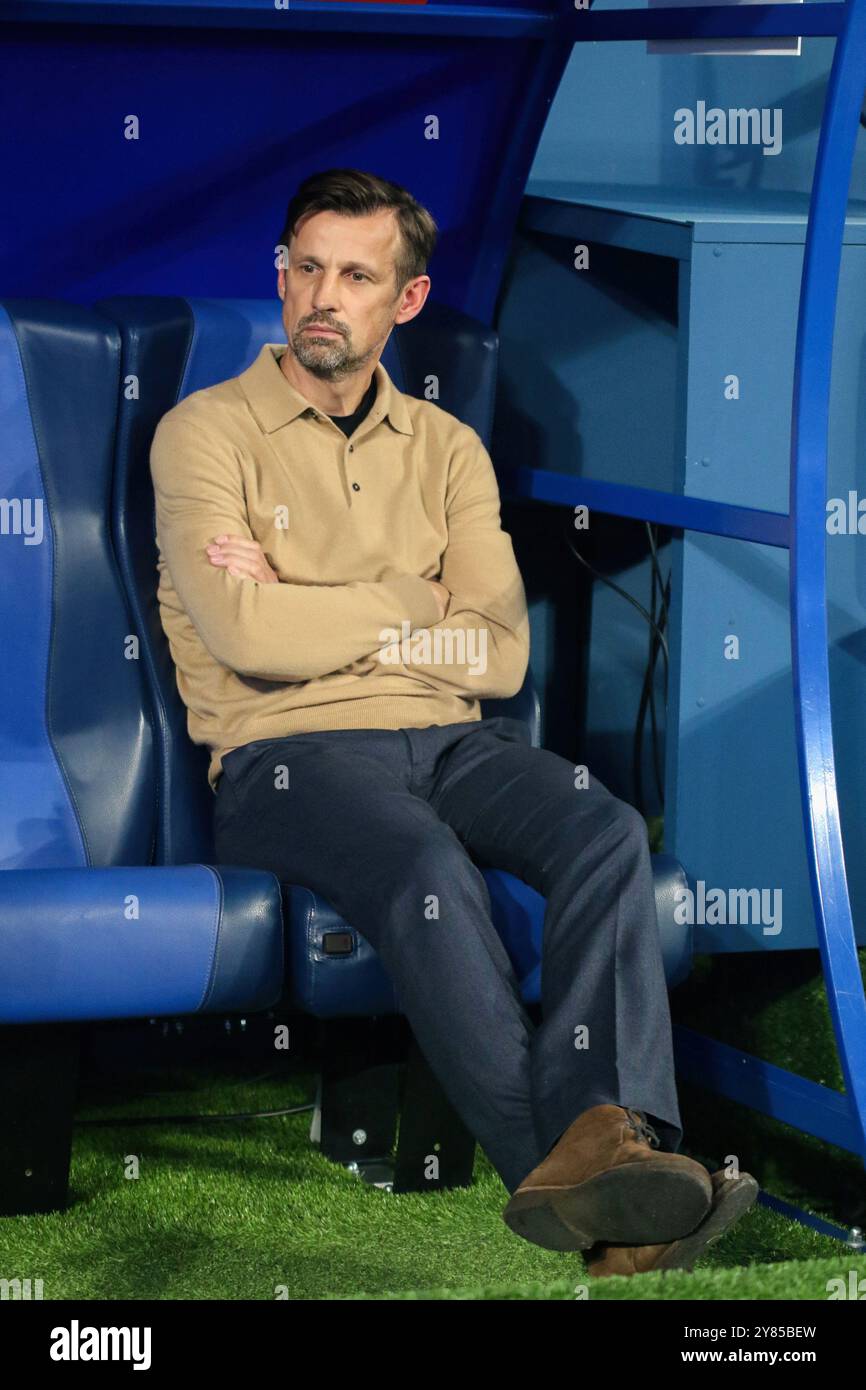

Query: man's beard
[290,325,377,381]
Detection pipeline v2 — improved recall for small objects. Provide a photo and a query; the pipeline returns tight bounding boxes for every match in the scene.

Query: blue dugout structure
[0,0,865,1241]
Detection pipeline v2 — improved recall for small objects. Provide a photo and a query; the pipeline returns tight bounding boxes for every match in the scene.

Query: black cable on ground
[76,1101,316,1127]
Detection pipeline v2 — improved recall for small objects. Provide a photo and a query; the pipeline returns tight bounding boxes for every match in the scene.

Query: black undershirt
[327,373,378,436]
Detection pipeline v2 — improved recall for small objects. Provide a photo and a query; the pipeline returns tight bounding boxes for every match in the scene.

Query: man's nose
[311,275,342,310]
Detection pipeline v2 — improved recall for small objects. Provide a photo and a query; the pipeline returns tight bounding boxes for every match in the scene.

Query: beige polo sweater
[150,342,530,792]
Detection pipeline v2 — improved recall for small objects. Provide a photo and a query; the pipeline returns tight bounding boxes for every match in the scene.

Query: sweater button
[352,482,361,492]
[348,444,354,452]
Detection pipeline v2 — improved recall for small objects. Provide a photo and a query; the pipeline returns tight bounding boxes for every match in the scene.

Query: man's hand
[206,534,279,585]
[426,579,450,621]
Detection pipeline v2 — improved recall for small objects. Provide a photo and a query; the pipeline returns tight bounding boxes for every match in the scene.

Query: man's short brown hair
[278,168,438,294]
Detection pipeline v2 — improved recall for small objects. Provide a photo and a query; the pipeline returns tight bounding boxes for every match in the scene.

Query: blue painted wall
[493,30,866,951]
[530,31,866,199]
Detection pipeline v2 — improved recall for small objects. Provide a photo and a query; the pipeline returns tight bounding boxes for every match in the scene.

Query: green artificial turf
[0,1063,856,1302]
[0,946,863,1300]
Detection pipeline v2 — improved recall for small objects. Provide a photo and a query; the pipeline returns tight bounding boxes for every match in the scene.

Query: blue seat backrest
[96,295,537,866]
[0,301,156,871]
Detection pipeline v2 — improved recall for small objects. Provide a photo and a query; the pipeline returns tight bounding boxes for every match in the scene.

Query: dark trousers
[213,716,683,1195]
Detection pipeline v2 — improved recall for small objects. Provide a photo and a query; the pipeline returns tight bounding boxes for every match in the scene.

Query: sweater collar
[239,342,414,437]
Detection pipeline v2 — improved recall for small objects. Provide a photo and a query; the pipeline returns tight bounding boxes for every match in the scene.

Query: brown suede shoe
[502,1105,713,1251]
[583,1170,759,1277]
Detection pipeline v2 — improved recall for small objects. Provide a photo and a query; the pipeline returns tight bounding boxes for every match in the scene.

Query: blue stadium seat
[0,301,285,1027]
[94,295,693,1016]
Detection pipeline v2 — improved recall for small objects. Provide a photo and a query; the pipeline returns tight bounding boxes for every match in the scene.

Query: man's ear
[394,275,431,327]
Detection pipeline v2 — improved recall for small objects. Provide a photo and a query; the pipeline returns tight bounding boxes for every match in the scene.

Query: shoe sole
[653,1173,760,1272]
[504,1159,712,1251]
[502,1199,589,1252]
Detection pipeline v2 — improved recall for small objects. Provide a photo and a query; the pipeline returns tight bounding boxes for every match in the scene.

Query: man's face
[278,208,427,381]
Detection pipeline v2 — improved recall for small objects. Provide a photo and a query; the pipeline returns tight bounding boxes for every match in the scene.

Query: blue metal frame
[501,471,791,548]
[1,0,844,40]
[785,0,866,1167]
[567,3,845,40]
[0,1,557,36]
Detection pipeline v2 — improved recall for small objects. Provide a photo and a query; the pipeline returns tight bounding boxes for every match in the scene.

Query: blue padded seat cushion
[0,865,284,1024]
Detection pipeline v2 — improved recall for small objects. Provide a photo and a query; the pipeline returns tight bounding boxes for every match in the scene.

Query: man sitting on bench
[150,166,757,1277]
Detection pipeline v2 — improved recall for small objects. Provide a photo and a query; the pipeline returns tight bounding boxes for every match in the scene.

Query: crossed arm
[150,410,529,697]
[206,532,450,622]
